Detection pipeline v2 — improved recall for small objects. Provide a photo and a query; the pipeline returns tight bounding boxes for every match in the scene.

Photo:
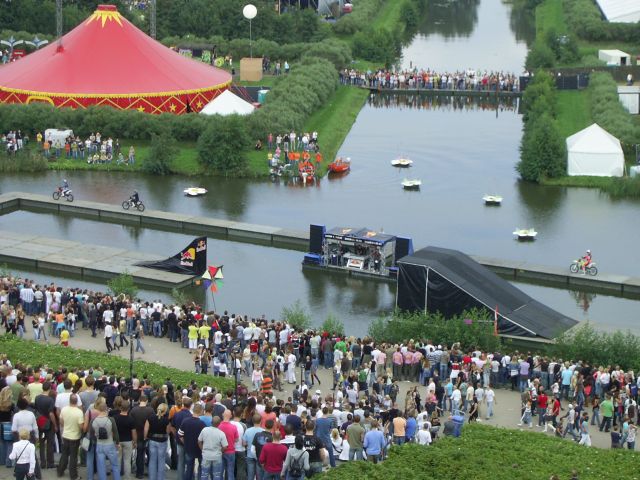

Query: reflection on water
[570,290,596,313]
[422,0,480,38]
[509,0,536,45]
[367,93,519,113]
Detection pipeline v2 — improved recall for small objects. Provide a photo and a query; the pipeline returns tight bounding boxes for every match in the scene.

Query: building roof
[595,0,640,23]
[0,5,231,98]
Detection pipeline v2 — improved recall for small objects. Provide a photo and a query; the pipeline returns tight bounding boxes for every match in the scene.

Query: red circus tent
[0,5,231,114]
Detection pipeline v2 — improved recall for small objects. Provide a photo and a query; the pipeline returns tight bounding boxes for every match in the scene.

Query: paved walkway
[2,329,621,479]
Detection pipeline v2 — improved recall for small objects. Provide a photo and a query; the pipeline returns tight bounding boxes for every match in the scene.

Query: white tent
[596,0,640,23]
[598,49,631,66]
[566,123,624,177]
[200,90,255,116]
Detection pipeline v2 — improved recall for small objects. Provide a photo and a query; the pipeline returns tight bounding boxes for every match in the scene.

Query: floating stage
[0,230,195,289]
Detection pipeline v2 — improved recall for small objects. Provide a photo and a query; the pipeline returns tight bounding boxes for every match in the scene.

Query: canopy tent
[566,123,624,177]
[0,5,231,114]
[598,49,631,66]
[396,247,577,339]
[595,0,640,23]
[199,90,255,116]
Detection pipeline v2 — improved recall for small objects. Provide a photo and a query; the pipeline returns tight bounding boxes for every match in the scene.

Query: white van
[44,128,74,147]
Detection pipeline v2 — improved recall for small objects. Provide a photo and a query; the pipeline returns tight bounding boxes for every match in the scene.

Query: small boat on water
[184,187,208,196]
[402,179,422,190]
[391,158,413,167]
[298,160,316,183]
[513,228,537,240]
[328,157,351,173]
[483,195,503,205]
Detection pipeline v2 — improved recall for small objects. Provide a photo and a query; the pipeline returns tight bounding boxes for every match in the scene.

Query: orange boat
[298,160,316,183]
[328,157,351,173]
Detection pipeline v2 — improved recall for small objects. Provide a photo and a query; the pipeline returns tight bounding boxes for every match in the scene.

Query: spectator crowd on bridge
[340,68,523,92]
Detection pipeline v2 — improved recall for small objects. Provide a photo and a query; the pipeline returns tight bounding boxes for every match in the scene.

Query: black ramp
[397,247,577,339]
[136,236,207,276]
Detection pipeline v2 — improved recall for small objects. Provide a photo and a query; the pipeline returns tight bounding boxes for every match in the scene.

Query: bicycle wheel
[136,203,145,212]
[122,201,130,210]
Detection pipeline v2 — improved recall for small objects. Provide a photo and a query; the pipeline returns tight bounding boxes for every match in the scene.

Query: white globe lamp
[243,4,257,58]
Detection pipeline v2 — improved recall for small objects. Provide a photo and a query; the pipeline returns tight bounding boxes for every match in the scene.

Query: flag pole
[209,288,217,312]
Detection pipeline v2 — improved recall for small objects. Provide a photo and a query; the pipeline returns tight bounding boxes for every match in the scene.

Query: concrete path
[2,329,621,480]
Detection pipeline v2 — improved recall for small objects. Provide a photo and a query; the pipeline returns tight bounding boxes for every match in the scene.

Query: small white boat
[391,158,413,167]
[184,187,208,197]
[513,228,537,240]
[483,195,503,205]
[402,179,422,190]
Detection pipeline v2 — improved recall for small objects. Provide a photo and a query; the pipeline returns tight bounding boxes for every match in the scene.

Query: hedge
[367,309,501,353]
[588,72,640,148]
[564,0,640,43]
[247,57,339,139]
[0,335,234,392]
[318,424,640,479]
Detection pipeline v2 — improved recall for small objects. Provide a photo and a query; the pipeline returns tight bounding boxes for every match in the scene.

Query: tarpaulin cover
[396,246,577,339]
[0,5,231,114]
[136,237,207,275]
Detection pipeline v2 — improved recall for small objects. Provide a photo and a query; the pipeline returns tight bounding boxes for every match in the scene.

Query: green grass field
[535,0,567,35]
[555,90,591,139]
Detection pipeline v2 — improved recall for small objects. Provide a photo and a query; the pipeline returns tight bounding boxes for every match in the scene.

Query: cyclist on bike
[129,190,140,207]
[579,249,592,274]
[60,179,70,196]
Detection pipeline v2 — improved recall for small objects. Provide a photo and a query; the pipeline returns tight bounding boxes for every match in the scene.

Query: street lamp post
[242,4,257,58]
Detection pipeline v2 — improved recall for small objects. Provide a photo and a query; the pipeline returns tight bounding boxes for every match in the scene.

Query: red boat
[298,160,316,183]
[328,157,351,173]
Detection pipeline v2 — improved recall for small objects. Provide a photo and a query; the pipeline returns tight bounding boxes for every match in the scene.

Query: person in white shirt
[451,387,462,415]
[287,352,297,384]
[485,387,496,419]
[416,423,432,445]
[104,321,114,352]
[10,429,36,478]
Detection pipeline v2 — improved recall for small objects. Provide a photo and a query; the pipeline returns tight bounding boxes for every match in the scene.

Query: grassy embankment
[0,335,234,391]
[318,423,640,480]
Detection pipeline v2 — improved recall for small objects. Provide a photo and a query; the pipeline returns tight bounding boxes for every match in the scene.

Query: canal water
[1,0,638,335]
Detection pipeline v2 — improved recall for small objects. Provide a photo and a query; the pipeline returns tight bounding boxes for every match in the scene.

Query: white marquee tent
[566,123,624,177]
[200,90,255,116]
[596,0,640,23]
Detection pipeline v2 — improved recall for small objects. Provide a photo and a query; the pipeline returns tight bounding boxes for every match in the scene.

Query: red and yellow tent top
[0,4,232,114]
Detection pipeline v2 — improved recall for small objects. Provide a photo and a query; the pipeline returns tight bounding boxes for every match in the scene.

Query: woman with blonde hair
[9,428,36,480]
[144,403,169,480]
[84,395,106,480]
[0,386,14,467]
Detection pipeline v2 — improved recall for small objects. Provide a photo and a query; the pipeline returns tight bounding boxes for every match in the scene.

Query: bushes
[517,72,566,182]
[553,322,640,371]
[333,0,386,35]
[318,423,640,480]
[564,0,640,43]
[144,130,177,175]
[368,309,501,352]
[107,272,139,299]
[197,115,251,175]
[588,72,640,148]
[247,58,338,140]
[320,314,345,337]
[281,300,312,331]
[0,152,48,173]
[353,29,401,67]
[0,335,234,391]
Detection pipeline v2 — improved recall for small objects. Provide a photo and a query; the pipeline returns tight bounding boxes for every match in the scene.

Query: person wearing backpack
[281,435,309,480]
[90,402,121,480]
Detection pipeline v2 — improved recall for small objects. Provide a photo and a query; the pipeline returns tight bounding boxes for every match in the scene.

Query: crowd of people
[35,131,136,166]
[2,131,28,155]
[340,68,524,92]
[0,271,638,480]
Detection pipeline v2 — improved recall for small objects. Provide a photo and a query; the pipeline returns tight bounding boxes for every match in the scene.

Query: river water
[1,0,638,335]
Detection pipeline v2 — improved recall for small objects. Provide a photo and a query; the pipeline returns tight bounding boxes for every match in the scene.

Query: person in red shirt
[218,410,239,480]
[537,388,549,427]
[259,430,288,479]
[552,396,561,427]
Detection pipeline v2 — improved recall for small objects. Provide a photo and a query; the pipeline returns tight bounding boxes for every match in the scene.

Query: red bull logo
[180,247,196,266]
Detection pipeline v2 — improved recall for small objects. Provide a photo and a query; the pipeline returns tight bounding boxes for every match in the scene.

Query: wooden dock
[0,229,194,289]
[0,192,638,296]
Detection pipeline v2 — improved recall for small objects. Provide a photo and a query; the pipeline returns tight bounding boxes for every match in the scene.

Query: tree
[143,130,177,175]
[518,113,566,181]
[107,272,139,300]
[197,116,251,175]
[525,41,555,70]
[281,300,312,330]
[320,314,345,337]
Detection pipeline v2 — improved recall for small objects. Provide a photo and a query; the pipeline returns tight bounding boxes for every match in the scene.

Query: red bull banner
[136,237,207,275]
